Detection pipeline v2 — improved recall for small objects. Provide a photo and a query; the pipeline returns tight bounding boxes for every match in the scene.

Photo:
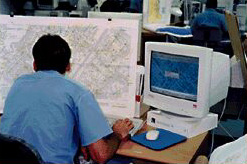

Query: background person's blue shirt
[0,71,113,164]
[191,8,228,33]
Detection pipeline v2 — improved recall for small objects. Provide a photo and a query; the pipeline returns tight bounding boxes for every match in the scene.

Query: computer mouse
[146,130,159,141]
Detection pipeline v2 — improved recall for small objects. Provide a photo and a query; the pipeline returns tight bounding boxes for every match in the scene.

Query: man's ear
[33,61,37,71]
[65,63,71,72]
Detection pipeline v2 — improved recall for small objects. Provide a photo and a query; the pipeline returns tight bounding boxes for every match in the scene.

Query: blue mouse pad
[131,128,187,150]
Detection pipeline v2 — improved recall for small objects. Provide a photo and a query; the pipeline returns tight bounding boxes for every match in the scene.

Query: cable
[217,98,236,140]
[208,129,215,159]
[208,98,227,158]
[218,98,227,123]
[218,123,235,141]
[237,103,245,120]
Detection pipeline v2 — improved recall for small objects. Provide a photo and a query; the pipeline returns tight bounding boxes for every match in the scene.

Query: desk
[116,123,209,164]
[0,112,208,163]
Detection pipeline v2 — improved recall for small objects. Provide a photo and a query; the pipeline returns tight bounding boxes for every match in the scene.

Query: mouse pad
[131,128,187,150]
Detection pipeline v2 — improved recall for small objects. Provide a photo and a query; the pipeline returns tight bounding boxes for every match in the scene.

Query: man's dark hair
[32,34,71,74]
[206,0,217,9]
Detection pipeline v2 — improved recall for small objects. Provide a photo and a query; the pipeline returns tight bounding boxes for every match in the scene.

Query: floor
[208,88,246,157]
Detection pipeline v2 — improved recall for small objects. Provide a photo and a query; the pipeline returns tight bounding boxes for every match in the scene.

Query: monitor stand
[149,107,202,122]
[156,110,202,122]
[147,109,218,138]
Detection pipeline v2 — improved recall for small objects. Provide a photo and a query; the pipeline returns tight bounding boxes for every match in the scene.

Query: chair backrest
[192,27,222,47]
[0,133,43,164]
[225,11,247,90]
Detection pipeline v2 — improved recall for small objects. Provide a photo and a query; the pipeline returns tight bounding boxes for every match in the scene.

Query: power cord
[208,98,229,158]
[218,98,227,123]
[218,123,235,141]
[208,129,215,159]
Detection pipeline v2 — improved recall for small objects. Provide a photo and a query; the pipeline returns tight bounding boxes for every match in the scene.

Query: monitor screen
[150,51,199,102]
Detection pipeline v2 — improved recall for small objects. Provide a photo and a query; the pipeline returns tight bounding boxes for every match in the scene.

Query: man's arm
[81,118,134,164]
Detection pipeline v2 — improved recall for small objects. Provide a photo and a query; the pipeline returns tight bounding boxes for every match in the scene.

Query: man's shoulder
[195,9,225,22]
[15,72,89,93]
[193,12,207,21]
[206,9,225,17]
[14,73,35,82]
[62,77,89,92]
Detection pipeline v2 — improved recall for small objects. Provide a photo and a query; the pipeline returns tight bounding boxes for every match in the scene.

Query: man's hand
[81,147,90,161]
[80,118,134,164]
[112,118,134,140]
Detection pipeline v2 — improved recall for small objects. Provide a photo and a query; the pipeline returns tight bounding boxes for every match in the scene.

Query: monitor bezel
[143,42,213,118]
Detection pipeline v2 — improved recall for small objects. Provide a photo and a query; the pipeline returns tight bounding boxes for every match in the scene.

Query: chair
[0,133,43,164]
[192,27,222,50]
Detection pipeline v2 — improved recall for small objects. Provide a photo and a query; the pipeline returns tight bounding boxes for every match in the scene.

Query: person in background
[190,0,228,37]
[0,34,134,164]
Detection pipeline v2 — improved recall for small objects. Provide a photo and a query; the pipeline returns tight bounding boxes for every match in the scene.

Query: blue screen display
[150,51,199,101]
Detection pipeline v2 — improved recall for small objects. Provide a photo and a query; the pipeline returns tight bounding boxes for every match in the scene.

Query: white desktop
[143,42,230,138]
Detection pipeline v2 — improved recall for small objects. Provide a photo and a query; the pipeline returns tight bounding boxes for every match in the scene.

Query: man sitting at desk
[0,34,134,164]
[191,0,228,37]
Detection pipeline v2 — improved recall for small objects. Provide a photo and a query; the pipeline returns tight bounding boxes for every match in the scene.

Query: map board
[0,15,139,117]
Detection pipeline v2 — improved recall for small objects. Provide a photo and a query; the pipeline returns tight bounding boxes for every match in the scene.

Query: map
[0,16,138,117]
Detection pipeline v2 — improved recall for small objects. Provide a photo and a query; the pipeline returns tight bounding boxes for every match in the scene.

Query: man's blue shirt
[191,8,227,33]
[0,71,112,163]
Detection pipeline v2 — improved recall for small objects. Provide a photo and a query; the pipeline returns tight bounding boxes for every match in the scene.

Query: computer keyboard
[106,115,145,137]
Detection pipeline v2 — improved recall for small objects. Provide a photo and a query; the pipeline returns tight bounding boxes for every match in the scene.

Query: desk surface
[117,124,208,164]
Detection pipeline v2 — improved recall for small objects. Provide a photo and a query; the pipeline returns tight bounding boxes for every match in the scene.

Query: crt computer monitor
[37,0,79,10]
[37,0,59,9]
[143,42,230,119]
